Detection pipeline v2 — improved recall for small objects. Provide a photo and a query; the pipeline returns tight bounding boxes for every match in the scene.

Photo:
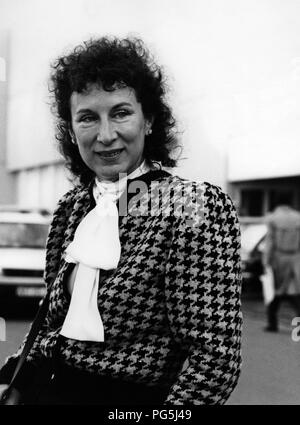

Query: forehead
[70,84,140,112]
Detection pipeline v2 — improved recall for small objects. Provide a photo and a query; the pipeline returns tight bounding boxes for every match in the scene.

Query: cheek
[122,121,146,144]
[76,130,95,150]
[77,140,94,163]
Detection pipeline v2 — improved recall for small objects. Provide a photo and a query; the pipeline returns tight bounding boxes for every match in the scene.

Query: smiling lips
[96,148,124,159]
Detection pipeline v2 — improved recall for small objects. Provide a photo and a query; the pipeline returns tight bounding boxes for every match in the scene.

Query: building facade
[1,1,300,215]
[0,31,16,205]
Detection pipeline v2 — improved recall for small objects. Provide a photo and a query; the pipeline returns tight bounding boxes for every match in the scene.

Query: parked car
[0,208,51,307]
[240,217,268,295]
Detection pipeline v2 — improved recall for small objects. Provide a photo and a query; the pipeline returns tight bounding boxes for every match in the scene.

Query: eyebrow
[111,102,134,109]
[75,108,93,115]
[75,102,134,115]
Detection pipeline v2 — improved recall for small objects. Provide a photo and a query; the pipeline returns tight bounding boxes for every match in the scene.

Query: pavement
[1,296,300,405]
[228,296,300,405]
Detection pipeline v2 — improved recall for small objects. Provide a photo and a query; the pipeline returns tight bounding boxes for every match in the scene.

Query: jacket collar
[65,169,172,242]
[85,168,172,211]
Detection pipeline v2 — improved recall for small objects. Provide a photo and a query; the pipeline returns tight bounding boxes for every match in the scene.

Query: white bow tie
[60,162,150,342]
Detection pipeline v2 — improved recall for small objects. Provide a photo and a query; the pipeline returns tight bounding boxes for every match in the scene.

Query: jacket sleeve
[164,183,242,405]
[0,189,75,391]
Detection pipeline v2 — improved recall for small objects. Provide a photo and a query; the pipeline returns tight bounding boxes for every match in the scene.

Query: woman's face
[70,83,152,181]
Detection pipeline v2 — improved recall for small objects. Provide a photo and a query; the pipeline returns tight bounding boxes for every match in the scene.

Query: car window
[241,224,267,252]
[0,222,49,248]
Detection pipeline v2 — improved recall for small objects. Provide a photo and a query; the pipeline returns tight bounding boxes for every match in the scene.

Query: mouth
[96,148,124,159]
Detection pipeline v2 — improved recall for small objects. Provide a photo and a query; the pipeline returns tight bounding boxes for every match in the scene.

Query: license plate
[16,287,46,297]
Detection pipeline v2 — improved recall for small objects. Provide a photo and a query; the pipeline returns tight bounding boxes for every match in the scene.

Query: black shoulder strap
[8,291,51,389]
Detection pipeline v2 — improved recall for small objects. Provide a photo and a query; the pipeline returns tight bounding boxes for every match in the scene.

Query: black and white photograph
[0,0,300,409]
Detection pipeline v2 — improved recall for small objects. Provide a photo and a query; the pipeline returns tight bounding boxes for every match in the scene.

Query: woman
[0,37,242,405]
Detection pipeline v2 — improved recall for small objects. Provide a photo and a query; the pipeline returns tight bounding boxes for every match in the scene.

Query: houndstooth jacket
[0,170,242,405]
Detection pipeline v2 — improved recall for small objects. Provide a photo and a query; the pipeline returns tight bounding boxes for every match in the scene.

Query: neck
[96,160,150,185]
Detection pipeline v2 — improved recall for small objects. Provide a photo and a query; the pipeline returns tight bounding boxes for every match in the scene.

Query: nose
[97,119,117,145]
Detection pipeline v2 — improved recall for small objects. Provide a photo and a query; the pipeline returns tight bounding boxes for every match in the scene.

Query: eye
[79,114,97,123]
[112,109,132,119]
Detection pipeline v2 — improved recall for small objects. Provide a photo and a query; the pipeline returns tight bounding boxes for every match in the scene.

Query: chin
[96,164,128,182]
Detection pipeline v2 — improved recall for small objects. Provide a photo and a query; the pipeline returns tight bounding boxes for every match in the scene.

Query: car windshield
[0,222,49,248]
[241,224,267,252]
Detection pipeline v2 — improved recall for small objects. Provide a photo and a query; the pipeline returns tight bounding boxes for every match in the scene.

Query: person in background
[0,36,242,405]
[264,193,300,332]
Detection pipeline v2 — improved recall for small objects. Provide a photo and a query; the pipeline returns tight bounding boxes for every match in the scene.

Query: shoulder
[290,208,300,222]
[47,184,90,242]
[50,184,90,225]
[162,174,236,216]
[54,184,89,210]
[163,173,230,197]
[265,211,274,225]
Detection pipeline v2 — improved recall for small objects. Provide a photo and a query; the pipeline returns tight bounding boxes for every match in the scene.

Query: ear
[68,126,77,145]
[145,116,154,135]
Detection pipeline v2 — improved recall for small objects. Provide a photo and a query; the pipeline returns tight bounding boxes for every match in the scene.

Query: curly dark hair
[49,36,180,184]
